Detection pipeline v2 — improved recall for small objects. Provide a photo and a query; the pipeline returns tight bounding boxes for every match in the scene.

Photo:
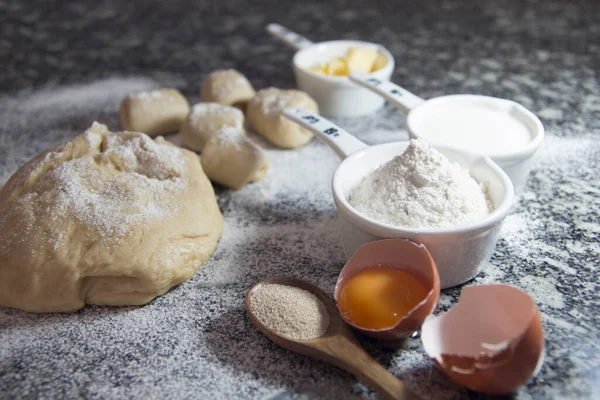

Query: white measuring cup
[348,73,544,194]
[266,23,395,117]
[281,107,514,289]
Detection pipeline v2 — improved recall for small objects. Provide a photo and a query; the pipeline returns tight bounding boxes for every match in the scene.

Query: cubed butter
[370,53,388,72]
[327,57,349,75]
[345,47,379,73]
[307,47,386,76]
[309,63,328,74]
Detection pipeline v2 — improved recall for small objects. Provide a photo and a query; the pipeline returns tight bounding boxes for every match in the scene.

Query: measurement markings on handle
[301,115,319,124]
[323,127,340,137]
[366,78,382,86]
[296,111,340,137]
[355,74,405,98]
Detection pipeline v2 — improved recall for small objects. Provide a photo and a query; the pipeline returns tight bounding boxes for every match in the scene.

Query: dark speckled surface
[0,0,599,399]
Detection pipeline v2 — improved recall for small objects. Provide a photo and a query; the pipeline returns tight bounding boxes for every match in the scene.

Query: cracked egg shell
[421,284,545,395]
[334,239,440,340]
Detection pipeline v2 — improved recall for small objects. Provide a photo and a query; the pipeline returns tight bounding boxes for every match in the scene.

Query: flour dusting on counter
[18,78,158,113]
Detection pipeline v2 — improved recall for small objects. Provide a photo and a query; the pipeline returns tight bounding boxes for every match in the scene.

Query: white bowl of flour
[282,108,514,288]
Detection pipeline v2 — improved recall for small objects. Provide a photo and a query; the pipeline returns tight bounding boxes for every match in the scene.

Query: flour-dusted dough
[0,123,223,313]
[180,102,245,152]
[200,127,269,189]
[201,69,256,107]
[119,88,190,137]
[246,88,318,149]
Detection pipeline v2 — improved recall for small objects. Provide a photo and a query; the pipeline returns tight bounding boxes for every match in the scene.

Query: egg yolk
[338,265,430,330]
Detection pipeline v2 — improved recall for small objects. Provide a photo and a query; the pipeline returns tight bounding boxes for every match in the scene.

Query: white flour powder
[349,139,492,229]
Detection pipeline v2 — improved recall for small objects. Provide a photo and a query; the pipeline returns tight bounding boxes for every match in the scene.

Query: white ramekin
[407,95,544,194]
[349,74,544,195]
[266,24,394,117]
[292,41,394,117]
[332,141,514,289]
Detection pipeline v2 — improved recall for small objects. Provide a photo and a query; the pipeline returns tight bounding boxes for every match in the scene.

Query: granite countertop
[1,0,599,398]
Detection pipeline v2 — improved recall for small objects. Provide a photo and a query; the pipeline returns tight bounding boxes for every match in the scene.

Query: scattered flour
[130,89,166,100]
[519,275,565,309]
[500,212,543,258]
[14,77,158,113]
[533,134,596,171]
[537,107,564,120]
[349,139,492,229]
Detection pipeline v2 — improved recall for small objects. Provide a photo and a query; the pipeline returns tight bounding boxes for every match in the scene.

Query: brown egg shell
[421,284,545,395]
[334,238,441,340]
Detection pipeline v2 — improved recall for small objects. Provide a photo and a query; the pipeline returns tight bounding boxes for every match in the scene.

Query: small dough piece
[180,103,245,152]
[119,88,190,137]
[247,88,318,149]
[0,122,223,313]
[201,69,256,107]
[200,127,269,189]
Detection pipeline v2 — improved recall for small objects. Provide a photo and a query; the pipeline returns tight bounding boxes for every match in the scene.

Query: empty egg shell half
[334,239,440,340]
[420,284,545,395]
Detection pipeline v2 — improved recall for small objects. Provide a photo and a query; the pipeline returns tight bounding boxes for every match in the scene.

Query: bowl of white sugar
[348,75,544,195]
[406,95,543,195]
[282,108,515,289]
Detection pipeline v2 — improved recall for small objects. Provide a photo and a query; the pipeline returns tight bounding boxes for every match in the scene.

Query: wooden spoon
[245,276,414,400]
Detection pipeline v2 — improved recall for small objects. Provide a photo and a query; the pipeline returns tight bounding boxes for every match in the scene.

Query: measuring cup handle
[349,73,425,114]
[266,23,314,51]
[282,107,368,159]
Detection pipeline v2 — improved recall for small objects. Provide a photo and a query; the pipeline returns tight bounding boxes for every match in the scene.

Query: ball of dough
[119,88,190,137]
[180,102,245,152]
[200,127,269,190]
[247,88,318,149]
[0,122,223,313]
[201,69,256,107]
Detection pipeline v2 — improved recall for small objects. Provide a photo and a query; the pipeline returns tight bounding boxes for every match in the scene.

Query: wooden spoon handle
[316,335,408,400]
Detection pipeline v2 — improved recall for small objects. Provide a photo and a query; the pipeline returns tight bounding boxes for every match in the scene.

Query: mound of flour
[349,139,492,228]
